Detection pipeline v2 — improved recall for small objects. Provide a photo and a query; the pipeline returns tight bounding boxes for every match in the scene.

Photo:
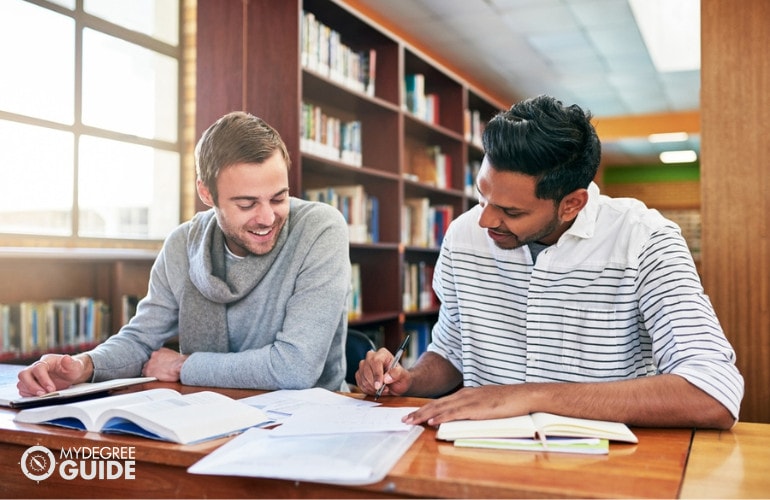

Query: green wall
[603,162,700,184]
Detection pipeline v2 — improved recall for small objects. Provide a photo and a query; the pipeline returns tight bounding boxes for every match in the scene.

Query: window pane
[0,121,74,236]
[82,29,178,142]
[0,0,74,124]
[48,0,76,9]
[78,136,179,239]
[84,0,179,46]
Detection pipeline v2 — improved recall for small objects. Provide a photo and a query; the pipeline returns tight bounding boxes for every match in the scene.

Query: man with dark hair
[357,95,743,430]
[19,111,351,394]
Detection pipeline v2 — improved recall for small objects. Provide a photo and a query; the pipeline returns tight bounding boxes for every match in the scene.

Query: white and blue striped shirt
[429,183,744,419]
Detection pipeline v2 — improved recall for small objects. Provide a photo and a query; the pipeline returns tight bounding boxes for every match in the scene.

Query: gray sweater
[89,198,351,390]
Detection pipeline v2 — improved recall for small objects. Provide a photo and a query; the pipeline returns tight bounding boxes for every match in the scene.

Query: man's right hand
[354,348,412,397]
[16,354,93,397]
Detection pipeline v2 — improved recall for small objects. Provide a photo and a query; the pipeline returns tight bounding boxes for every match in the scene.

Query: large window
[0,0,181,241]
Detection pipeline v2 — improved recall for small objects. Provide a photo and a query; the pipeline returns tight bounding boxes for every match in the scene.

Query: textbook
[0,376,156,408]
[436,412,638,444]
[14,388,273,444]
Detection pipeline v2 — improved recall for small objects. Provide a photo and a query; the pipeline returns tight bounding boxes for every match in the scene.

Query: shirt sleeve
[637,227,744,420]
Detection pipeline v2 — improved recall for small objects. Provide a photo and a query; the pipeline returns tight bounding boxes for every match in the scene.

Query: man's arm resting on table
[403,373,735,430]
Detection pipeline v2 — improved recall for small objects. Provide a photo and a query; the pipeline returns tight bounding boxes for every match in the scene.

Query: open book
[14,388,273,444]
[437,412,637,454]
[0,377,157,408]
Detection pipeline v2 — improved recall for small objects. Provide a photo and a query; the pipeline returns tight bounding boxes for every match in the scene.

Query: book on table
[437,412,638,455]
[0,376,157,408]
[13,387,273,445]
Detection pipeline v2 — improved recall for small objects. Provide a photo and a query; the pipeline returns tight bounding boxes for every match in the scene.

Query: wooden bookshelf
[196,0,505,353]
[0,248,155,363]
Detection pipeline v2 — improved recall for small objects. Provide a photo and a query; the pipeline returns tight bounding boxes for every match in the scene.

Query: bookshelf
[0,248,154,363]
[196,0,505,353]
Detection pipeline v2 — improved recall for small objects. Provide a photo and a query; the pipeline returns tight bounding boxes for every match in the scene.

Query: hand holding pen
[374,334,411,401]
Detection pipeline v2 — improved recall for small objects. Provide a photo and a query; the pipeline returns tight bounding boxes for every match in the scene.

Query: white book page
[531,412,638,443]
[436,415,537,441]
[13,388,180,431]
[97,391,272,444]
[270,404,417,437]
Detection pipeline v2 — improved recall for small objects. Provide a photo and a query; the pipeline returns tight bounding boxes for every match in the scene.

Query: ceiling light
[660,150,697,163]
[629,0,700,72]
[648,132,689,143]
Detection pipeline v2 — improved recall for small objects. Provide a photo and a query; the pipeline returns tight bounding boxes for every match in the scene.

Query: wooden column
[701,0,770,423]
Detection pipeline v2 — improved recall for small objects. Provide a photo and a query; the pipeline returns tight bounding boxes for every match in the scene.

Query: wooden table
[680,421,770,498]
[0,381,718,498]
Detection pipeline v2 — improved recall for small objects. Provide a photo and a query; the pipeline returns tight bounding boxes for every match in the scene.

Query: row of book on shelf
[0,297,110,360]
[300,101,362,167]
[402,199,453,248]
[301,10,376,97]
[403,261,438,313]
[404,142,452,189]
[404,72,491,148]
[306,186,454,249]
[304,184,379,244]
[404,73,439,125]
[464,108,486,148]
[401,320,433,368]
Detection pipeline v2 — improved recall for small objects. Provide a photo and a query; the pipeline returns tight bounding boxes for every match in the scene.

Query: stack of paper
[189,389,423,485]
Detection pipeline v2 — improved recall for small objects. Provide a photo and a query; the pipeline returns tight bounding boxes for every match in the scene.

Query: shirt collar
[560,181,599,242]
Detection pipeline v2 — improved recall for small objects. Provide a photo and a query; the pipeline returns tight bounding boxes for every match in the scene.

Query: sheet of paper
[188,425,424,485]
[270,404,418,436]
[238,387,378,422]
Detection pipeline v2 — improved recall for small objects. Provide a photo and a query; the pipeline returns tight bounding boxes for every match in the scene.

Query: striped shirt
[429,182,744,419]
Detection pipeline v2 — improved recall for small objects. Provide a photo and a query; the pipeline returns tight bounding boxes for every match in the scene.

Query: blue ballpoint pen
[374,333,411,401]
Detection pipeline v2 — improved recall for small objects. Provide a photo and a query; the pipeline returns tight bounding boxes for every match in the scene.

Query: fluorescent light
[660,150,697,163]
[629,0,700,72]
[648,132,689,143]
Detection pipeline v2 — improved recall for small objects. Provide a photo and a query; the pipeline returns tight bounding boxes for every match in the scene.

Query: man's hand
[17,354,93,397]
[402,385,530,426]
[354,348,412,397]
[141,347,189,382]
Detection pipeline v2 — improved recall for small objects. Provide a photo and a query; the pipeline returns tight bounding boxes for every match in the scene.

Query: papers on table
[189,388,423,485]
[239,387,378,422]
[188,426,424,485]
[270,404,417,436]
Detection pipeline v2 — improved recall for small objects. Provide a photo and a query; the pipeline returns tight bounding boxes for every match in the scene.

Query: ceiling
[347,0,702,167]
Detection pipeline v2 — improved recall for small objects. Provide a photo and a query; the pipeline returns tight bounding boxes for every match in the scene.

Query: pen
[374,333,410,401]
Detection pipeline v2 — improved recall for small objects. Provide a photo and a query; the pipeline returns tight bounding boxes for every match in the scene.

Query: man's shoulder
[289,198,348,235]
[291,197,346,226]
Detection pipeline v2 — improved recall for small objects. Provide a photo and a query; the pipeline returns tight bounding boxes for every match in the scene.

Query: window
[0,0,181,241]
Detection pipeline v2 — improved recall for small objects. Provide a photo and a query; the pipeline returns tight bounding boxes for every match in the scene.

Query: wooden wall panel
[602,180,700,210]
[701,0,770,423]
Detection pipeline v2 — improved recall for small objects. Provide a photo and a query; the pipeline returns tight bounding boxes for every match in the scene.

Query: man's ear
[558,188,589,222]
[196,179,215,208]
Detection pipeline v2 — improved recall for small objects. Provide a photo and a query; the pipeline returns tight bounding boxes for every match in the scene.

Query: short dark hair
[195,111,291,203]
[481,95,601,201]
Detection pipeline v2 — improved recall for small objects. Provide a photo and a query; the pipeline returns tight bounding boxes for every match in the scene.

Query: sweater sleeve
[88,228,187,380]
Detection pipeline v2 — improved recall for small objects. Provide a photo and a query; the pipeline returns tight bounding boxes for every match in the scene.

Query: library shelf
[196,0,506,354]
